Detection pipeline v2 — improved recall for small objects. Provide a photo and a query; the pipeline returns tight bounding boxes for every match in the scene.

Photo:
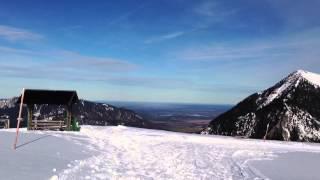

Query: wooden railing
[31,120,66,130]
[0,119,10,129]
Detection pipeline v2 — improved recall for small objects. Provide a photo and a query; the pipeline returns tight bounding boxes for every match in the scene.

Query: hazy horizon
[101,100,234,107]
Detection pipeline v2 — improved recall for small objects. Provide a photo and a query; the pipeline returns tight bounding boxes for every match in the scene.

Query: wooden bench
[31,120,66,130]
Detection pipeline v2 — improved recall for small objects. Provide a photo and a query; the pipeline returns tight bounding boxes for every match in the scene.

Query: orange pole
[13,88,25,150]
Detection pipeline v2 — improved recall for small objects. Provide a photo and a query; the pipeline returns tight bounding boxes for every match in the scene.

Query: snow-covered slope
[204,70,320,142]
[1,126,320,180]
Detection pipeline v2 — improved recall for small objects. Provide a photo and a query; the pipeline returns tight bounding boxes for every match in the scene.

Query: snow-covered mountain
[0,98,149,128]
[203,70,320,142]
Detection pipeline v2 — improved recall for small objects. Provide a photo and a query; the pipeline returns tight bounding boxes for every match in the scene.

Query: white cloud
[0,25,43,41]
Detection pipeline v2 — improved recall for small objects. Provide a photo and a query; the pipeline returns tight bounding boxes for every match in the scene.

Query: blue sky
[0,0,319,104]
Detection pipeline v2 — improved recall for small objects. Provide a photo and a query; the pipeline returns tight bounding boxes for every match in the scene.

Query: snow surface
[1,126,320,180]
[250,152,320,180]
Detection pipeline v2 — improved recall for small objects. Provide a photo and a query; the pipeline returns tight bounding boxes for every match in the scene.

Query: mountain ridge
[0,97,149,129]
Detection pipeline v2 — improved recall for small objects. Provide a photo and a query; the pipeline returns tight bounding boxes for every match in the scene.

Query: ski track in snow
[43,126,320,180]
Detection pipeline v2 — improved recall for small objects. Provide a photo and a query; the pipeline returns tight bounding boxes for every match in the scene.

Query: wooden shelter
[17,89,79,131]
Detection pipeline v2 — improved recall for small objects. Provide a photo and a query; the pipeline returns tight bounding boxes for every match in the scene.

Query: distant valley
[107,101,232,133]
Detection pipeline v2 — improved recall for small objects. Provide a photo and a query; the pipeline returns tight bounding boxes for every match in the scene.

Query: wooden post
[27,104,33,130]
[66,105,72,131]
[66,94,75,131]
[13,88,26,150]
[70,105,73,131]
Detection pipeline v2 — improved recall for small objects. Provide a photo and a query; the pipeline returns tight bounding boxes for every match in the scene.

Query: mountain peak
[294,69,309,74]
[205,70,320,142]
[256,70,320,109]
[292,69,320,87]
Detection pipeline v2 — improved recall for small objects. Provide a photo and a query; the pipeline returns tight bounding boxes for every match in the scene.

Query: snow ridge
[296,69,320,87]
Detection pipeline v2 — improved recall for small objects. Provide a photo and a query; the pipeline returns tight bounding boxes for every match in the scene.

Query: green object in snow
[71,118,81,131]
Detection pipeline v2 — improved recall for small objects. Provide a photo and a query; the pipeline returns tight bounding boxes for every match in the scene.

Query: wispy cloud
[194,1,219,17]
[162,32,185,39]
[104,76,191,89]
[176,28,320,62]
[171,27,320,92]
[0,47,210,91]
[0,59,190,90]
[0,46,139,83]
[0,25,43,41]
[106,3,148,26]
[0,46,41,55]
[177,43,293,61]
[266,0,320,30]
[0,60,257,94]
[193,1,237,22]
[144,31,185,44]
[144,1,237,44]
[54,50,138,71]
[0,46,137,72]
